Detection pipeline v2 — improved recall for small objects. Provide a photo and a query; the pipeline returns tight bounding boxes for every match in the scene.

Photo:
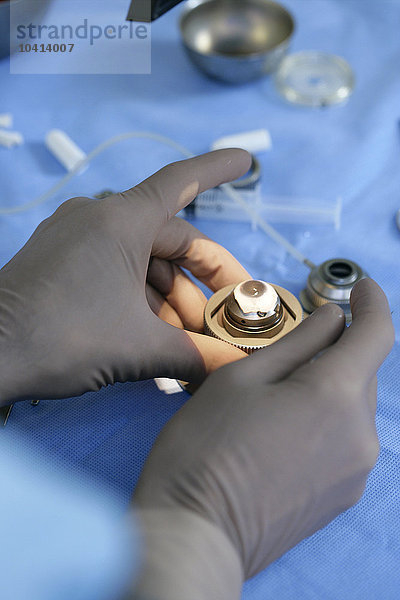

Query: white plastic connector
[211,129,272,154]
[0,130,24,148]
[45,129,87,173]
[0,113,13,128]
[154,378,184,395]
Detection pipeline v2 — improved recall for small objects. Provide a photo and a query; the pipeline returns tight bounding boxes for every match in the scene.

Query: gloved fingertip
[311,302,346,322]
[215,147,252,174]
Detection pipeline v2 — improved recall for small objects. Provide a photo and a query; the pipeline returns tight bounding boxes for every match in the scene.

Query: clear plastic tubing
[0,131,315,269]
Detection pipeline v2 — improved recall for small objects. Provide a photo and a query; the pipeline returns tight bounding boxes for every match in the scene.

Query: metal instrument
[204,279,302,353]
[300,258,368,323]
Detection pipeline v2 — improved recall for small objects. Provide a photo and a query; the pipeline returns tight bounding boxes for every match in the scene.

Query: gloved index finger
[152,217,251,292]
[310,278,394,384]
[130,148,252,219]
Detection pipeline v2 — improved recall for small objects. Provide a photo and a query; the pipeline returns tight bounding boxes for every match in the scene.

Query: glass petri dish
[274,51,355,107]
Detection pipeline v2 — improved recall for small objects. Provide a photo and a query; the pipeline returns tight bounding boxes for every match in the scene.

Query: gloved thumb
[240,303,346,384]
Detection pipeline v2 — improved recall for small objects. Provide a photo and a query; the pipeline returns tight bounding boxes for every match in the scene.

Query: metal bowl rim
[179,0,295,59]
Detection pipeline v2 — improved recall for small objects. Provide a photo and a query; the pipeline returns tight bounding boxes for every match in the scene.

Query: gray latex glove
[0,149,251,405]
[132,279,394,600]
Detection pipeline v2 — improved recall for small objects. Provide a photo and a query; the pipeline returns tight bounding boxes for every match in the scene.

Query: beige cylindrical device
[204,279,302,354]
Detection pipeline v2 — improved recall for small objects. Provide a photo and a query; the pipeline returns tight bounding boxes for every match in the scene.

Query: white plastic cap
[0,113,13,129]
[211,129,272,154]
[0,130,24,148]
[45,129,87,173]
[154,378,184,395]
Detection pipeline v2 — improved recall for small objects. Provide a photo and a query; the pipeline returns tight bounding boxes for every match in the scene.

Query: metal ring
[231,155,261,189]
[300,258,367,323]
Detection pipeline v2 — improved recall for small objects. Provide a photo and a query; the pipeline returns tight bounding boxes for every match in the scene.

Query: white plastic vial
[45,129,87,173]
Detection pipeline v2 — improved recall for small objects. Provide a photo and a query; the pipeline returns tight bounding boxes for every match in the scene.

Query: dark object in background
[127,0,184,22]
[0,0,52,60]
[0,404,13,426]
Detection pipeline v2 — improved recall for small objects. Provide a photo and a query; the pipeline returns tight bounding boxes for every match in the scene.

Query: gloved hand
[132,279,394,600]
[0,149,251,405]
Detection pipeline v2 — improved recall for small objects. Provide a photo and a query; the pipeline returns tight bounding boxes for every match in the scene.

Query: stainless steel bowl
[0,0,52,60]
[180,0,295,84]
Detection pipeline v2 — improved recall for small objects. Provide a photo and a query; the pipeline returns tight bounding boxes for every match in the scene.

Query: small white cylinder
[211,129,272,154]
[0,130,24,148]
[154,378,184,395]
[0,113,13,128]
[45,129,87,173]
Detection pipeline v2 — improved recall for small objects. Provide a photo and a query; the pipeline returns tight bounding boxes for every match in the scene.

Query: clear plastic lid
[274,51,355,107]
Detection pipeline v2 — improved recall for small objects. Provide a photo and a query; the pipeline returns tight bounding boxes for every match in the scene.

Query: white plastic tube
[0,113,13,128]
[154,378,184,394]
[0,130,24,148]
[45,129,88,173]
[211,129,272,154]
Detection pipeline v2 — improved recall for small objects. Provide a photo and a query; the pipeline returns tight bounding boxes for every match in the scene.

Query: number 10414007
[19,43,75,53]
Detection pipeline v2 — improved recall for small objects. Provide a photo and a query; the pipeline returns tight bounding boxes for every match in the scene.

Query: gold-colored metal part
[204,280,302,354]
